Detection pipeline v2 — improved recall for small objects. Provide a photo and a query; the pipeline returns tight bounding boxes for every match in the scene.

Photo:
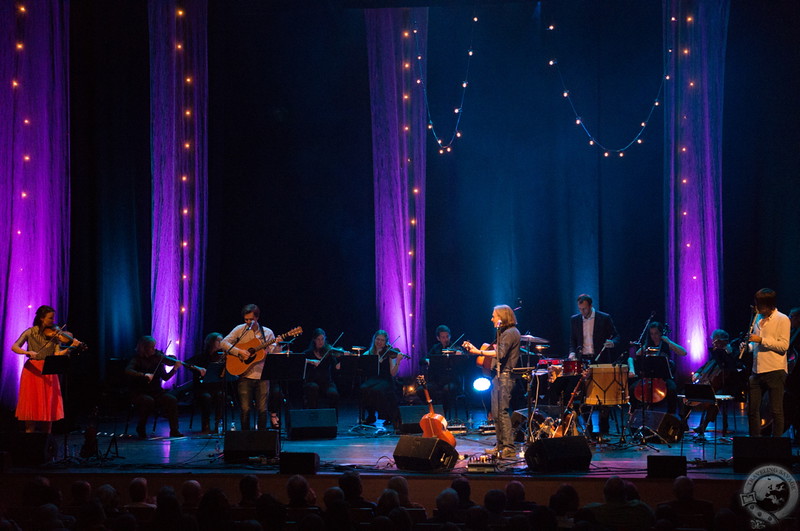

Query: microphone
[244,321,252,330]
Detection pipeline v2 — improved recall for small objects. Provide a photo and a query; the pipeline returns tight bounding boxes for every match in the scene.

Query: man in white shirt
[221,304,279,430]
[742,289,791,437]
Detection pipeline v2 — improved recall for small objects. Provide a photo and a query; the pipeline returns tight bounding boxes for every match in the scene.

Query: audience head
[528,505,557,531]
[672,476,694,501]
[505,480,527,505]
[387,507,413,531]
[70,480,93,506]
[623,480,640,501]
[450,476,472,506]
[376,489,400,516]
[128,477,149,503]
[483,489,507,515]
[181,480,202,507]
[602,476,626,503]
[552,484,579,514]
[240,474,261,503]
[339,470,364,499]
[95,484,120,513]
[287,474,311,506]
[387,476,412,504]
[322,486,345,510]
[255,492,287,527]
[464,505,489,530]
[436,488,460,517]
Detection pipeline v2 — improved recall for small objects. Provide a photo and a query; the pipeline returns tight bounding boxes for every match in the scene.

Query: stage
[1,400,791,515]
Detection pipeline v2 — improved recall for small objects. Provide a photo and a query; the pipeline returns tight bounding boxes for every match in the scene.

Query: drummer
[629,322,686,415]
[567,294,622,437]
[421,325,462,419]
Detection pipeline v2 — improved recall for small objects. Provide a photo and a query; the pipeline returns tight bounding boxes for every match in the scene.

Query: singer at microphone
[220,303,281,431]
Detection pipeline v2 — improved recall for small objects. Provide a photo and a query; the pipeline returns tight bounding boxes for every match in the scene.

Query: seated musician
[186,332,226,434]
[421,325,462,419]
[628,322,686,415]
[125,336,199,438]
[303,328,342,409]
[360,330,403,425]
[680,329,738,435]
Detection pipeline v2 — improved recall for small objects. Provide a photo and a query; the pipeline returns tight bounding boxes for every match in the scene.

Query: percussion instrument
[583,364,629,406]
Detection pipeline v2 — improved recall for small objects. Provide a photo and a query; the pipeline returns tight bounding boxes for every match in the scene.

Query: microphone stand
[219,324,250,439]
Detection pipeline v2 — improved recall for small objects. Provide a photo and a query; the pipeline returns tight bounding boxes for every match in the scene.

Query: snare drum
[584,364,629,405]
[562,359,580,376]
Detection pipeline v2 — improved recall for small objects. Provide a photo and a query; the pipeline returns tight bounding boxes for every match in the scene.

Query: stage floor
[3,401,799,519]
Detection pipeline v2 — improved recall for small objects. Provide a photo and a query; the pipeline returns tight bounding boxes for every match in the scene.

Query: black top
[125,351,178,394]
[303,345,339,383]
[495,325,521,374]
[569,310,621,363]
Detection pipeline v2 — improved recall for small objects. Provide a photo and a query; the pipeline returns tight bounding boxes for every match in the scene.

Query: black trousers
[749,369,787,436]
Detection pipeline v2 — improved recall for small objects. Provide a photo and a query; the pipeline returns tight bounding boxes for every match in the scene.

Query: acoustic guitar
[416,375,457,448]
[226,326,303,376]
[462,341,495,376]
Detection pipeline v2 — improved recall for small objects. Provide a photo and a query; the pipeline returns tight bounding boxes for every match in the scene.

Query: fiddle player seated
[125,336,201,438]
[303,328,342,409]
[628,322,686,415]
[680,329,738,435]
[360,330,403,426]
[420,325,462,419]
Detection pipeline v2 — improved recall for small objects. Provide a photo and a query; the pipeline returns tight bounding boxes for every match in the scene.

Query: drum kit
[515,334,631,444]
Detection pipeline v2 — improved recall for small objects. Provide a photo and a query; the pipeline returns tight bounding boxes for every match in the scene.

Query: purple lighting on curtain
[149,0,208,374]
[365,8,428,375]
[664,0,729,376]
[0,1,71,408]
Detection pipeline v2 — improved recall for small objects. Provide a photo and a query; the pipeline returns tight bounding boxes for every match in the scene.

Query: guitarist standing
[464,305,521,459]
[221,304,279,430]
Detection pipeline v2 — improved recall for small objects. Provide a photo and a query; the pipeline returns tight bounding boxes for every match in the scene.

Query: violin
[159,353,204,374]
[43,325,87,353]
[379,347,410,362]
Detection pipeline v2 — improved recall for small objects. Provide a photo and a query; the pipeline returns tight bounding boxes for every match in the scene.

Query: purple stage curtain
[365,8,428,375]
[664,0,729,376]
[0,1,71,408]
[149,0,208,376]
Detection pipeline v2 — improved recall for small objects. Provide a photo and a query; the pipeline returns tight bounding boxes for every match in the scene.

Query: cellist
[628,322,686,416]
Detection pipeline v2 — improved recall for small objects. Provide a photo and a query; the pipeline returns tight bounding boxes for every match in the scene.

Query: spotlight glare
[473,377,491,392]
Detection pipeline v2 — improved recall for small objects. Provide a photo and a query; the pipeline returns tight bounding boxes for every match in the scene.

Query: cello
[416,376,457,448]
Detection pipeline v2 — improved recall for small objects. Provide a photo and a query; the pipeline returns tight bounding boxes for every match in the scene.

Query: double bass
[416,376,456,448]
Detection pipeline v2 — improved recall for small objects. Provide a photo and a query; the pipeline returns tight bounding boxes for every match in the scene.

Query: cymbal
[520,334,549,344]
[351,346,366,352]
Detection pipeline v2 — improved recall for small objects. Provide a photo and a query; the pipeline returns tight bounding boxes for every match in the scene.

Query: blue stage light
[472,377,491,392]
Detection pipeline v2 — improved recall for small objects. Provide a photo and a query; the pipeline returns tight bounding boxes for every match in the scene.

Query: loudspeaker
[393,435,458,471]
[398,405,445,434]
[0,433,57,467]
[223,430,280,463]
[733,437,792,473]
[638,411,683,443]
[647,455,687,478]
[524,436,592,473]
[286,409,337,440]
[280,452,320,475]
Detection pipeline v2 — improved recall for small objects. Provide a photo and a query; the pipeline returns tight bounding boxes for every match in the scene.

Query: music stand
[355,355,379,423]
[43,355,75,462]
[262,354,307,435]
[632,356,673,448]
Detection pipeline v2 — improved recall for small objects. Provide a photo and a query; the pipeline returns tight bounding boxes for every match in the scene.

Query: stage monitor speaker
[524,436,592,473]
[224,430,280,463]
[733,436,792,473]
[0,432,57,467]
[393,435,458,471]
[398,405,445,434]
[637,411,683,443]
[647,455,687,478]
[280,452,320,475]
[286,409,337,440]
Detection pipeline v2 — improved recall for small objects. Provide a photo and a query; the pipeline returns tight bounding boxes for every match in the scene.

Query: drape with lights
[0,1,71,408]
[664,0,729,376]
[365,8,428,374]
[149,0,208,373]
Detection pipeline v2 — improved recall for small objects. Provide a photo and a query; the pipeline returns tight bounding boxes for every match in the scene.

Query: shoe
[169,430,184,437]
[500,448,518,460]
[484,446,500,455]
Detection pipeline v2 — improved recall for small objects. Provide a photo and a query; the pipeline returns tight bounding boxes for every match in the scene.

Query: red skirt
[15,359,64,422]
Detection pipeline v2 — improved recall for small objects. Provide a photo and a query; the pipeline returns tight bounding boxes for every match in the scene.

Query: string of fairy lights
[175,5,192,351]
[405,9,479,154]
[544,20,669,157]
[12,4,36,311]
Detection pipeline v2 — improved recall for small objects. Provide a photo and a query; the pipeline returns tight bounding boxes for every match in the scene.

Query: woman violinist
[11,305,83,433]
[360,330,405,426]
[303,328,343,409]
